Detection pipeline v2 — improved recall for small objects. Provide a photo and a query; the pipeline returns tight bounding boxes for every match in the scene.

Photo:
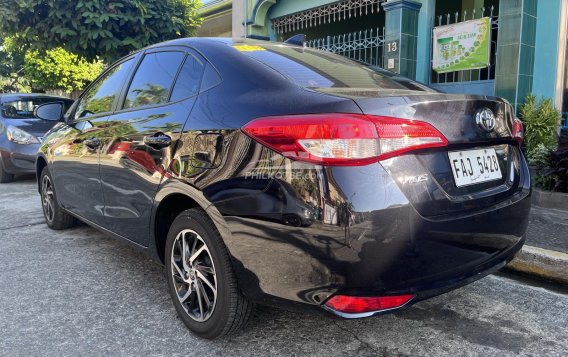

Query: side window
[75,59,134,120]
[170,55,205,101]
[123,51,185,109]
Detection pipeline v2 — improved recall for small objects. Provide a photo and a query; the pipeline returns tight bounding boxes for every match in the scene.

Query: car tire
[165,208,254,339]
[0,160,14,183]
[40,167,76,230]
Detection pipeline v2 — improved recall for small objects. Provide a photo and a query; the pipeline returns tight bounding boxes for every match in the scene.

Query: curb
[532,188,568,211]
[506,245,568,285]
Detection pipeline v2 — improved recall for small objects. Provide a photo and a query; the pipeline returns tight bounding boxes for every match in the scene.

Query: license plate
[448,148,502,187]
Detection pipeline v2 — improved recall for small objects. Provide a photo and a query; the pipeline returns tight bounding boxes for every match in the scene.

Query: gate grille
[307,27,386,67]
[271,0,385,35]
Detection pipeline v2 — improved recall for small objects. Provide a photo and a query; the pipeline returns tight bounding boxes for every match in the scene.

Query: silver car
[0,93,73,183]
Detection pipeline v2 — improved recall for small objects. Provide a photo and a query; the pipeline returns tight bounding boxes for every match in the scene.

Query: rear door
[49,58,136,225]
[98,47,205,245]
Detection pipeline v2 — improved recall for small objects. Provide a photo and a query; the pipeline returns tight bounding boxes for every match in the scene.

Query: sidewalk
[525,206,568,254]
[506,204,568,284]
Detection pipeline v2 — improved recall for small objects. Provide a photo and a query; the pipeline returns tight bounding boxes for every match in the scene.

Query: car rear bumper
[0,145,39,174]
[207,156,531,313]
[323,235,523,318]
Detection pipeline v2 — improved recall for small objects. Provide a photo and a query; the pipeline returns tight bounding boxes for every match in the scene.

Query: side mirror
[34,102,64,121]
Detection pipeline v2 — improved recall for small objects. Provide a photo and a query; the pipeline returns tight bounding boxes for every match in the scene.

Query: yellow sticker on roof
[233,45,266,52]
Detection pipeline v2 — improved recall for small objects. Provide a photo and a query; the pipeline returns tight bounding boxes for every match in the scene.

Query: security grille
[307,27,386,67]
[271,0,385,35]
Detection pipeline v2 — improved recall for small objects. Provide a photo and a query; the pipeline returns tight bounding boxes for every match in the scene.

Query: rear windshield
[1,97,72,119]
[234,43,433,91]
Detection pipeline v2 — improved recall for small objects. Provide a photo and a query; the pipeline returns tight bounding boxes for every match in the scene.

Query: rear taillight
[373,116,449,160]
[513,118,524,145]
[324,294,415,314]
[242,114,448,166]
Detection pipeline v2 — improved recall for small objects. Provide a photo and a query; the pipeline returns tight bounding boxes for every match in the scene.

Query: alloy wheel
[41,175,55,224]
[170,229,218,322]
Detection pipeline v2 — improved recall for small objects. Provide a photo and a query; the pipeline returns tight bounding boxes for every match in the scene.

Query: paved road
[1,179,567,356]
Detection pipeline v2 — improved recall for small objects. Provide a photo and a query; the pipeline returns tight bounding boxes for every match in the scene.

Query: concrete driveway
[1,178,567,356]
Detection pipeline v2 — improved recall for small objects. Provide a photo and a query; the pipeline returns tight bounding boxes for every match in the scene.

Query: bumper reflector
[324,294,415,314]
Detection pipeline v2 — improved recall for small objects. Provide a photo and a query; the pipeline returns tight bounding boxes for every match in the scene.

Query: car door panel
[98,48,203,245]
[49,117,108,225]
[49,57,137,225]
[99,99,196,243]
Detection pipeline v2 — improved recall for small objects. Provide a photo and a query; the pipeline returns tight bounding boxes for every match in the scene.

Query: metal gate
[306,27,386,67]
[271,0,385,35]
[271,0,386,67]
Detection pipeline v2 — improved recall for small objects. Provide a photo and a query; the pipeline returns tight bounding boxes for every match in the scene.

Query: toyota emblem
[476,108,496,132]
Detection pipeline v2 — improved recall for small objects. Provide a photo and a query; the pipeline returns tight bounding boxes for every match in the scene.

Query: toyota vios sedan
[35,38,530,339]
[0,93,73,183]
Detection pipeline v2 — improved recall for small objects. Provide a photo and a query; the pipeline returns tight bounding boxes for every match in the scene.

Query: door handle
[84,137,100,149]
[144,133,171,148]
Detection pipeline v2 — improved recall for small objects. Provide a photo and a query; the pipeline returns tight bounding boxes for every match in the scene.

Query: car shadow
[51,224,535,355]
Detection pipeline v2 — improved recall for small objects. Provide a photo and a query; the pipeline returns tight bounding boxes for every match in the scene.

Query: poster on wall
[432,17,491,74]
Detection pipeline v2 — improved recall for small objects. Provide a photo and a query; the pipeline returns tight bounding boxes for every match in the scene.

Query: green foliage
[0,0,202,62]
[527,143,553,168]
[519,94,560,157]
[0,37,22,76]
[23,48,104,92]
[520,94,566,191]
[0,36,30,92]
[529,145,568,192]
[527,144,556,189]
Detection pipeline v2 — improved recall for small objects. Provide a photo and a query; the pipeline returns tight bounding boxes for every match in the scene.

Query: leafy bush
[533,148,568,192]
[519,94,560,157]
[528,144,556,189]
[24,48,104,93]
[549,150,568,192]
[527,143,553,168]
[520,95,568,192]
[0,36,30,92]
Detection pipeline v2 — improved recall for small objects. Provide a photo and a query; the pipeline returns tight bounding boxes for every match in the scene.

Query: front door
[98,49,205,245]
[50,58,136,225]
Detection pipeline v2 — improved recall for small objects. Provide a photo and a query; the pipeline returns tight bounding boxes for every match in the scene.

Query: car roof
[0,93,72,103]
[144,37,298,51]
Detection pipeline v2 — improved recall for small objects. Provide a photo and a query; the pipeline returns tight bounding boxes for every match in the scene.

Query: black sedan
[35,38,530,339]
[0,93,73,182]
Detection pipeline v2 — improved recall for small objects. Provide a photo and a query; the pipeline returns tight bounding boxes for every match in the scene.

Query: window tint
[170,55,205,101]
[236,43,435,91]
[123,52,185,109]
[200,63,222,92]
[75,59,134,119]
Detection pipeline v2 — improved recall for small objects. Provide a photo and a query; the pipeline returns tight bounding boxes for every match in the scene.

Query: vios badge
[476,108,496,132]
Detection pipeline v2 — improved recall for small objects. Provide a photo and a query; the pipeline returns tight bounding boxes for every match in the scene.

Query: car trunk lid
[338,91,524,217]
